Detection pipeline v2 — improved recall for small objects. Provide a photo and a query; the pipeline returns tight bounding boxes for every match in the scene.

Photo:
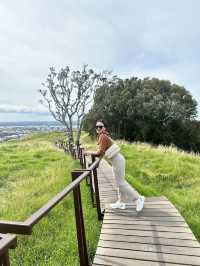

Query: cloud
[0,104,49,115]
[0,0,200,121]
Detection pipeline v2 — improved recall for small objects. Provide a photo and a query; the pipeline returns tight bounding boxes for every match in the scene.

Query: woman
[84,120,145,211]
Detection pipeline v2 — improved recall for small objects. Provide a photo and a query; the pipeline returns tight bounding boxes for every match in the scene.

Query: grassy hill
[0,132,101,265]
[1,131,200,265]
[82,133,200,242]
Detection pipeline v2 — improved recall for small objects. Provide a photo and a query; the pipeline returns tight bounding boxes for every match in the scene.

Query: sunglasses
[96,125,103,129]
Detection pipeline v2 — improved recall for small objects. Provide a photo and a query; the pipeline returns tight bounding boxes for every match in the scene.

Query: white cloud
[0,104,49,115]
[0,0,200,120]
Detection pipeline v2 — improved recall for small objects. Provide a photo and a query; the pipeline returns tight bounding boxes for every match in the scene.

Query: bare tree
[39,65,115,149]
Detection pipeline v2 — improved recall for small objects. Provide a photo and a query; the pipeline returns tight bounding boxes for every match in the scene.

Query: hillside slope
[0,132,101,265]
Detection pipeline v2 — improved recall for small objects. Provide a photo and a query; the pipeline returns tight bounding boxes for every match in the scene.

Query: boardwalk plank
[102,223,192,233]
[100,233,200,248]
[106,209,180,216]
[103,218,188,227]
[98,239,200,256]
[104,213,185,222]
[101,228,196,240]
[93,255,185,266]
[96,247,200,265]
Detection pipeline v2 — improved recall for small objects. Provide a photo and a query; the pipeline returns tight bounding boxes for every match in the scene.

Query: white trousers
[111,153,139,202]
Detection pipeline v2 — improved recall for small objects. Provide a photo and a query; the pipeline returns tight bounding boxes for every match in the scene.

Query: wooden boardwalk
[92,159,200,266]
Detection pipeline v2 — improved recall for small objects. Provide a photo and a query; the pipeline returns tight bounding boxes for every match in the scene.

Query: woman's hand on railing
[84,150,96,156]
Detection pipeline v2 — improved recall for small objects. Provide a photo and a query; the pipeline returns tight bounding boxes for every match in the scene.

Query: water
[0,121,65,142]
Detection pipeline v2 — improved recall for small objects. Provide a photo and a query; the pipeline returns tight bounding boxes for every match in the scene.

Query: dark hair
[96,119,107,128]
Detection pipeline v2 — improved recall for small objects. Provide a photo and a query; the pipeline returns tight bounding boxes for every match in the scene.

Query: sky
[0,0,200,121]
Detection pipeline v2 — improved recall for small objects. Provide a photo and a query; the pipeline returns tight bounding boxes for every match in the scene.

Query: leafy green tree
[84,76,198,151]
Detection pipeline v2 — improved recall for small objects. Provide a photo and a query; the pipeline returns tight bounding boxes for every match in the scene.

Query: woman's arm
[84,150,99,156]
[84,134,109,156]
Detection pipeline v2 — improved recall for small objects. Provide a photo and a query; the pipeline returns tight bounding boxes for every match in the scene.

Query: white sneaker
[136,196,145,212]
[110,201,126,210]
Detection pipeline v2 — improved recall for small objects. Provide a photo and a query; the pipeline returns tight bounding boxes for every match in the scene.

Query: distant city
[0,121,66,142]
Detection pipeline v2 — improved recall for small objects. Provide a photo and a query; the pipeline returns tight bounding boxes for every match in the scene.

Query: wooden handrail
[25,170,90,227]
[0,157,101,235]
[0,221,30,235]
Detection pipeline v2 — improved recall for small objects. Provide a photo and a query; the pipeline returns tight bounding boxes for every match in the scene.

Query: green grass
[0,132,101,265]
[82,135,200,242]
[120,141,200,242]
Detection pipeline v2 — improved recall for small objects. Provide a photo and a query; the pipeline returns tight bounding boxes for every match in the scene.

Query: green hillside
[0,132,101,265]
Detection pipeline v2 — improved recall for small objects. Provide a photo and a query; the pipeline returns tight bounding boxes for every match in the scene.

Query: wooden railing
[0,143,103,266]
[0,234,17,266]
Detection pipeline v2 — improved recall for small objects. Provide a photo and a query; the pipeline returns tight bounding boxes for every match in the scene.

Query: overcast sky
[0,0,200,121]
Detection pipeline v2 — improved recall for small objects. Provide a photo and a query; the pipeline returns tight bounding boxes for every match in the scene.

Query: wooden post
[72,171,89,266]
[0,251,10,266]
[77,143,81,159]
[77,145,81,159]
[91,155,103,220]
[82,149,86,169]
[79,148,84,167]
[73,147,76,159]
[87,163,95,207]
